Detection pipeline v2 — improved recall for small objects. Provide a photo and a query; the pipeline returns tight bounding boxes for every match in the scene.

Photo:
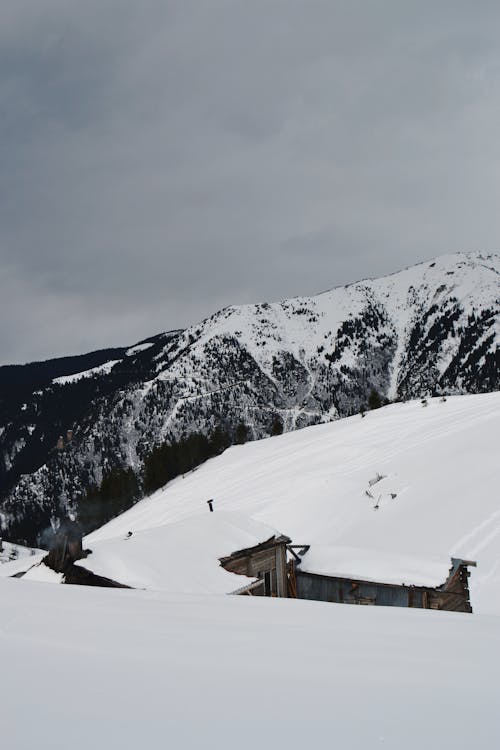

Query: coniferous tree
[143,427,232,496]
[235,422,250,444]
[270,416,284,436]
[368,388,382,410]
[78,467,139,533]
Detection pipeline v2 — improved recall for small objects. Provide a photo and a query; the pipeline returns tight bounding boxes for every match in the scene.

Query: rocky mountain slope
[1,251,498,543]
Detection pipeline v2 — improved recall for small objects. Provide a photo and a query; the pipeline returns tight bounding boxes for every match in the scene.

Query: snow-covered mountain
[1,251,498,543]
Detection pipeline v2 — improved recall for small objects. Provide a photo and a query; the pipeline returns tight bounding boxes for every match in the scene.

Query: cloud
[1,1,500,364]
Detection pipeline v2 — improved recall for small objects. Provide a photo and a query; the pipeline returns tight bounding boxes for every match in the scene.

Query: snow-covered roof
[77,512,280,593]
[22,562,64,584]
[296,545,452,588]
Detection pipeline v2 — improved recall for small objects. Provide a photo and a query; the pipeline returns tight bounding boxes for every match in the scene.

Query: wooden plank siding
[295,557,475,612]
[220,535,291,597]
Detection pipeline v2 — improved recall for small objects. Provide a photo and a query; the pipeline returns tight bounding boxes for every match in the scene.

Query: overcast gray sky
[2,1,500,365]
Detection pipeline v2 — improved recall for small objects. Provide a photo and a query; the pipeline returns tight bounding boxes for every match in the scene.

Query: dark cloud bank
[1,1,500,365]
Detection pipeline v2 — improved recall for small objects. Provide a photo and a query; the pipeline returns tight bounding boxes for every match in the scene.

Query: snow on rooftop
[21,562,64,584]
[297,545,452,588]
[79,512,278,593]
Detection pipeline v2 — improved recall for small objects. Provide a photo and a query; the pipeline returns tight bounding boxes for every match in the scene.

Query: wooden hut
[220,537,477,613]
[219,534,291,597]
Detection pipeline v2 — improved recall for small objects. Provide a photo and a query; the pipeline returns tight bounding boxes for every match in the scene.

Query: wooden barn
[219,536,477,613]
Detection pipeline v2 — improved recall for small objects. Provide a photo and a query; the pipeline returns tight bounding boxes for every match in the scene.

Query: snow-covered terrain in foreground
[1,576,499,750]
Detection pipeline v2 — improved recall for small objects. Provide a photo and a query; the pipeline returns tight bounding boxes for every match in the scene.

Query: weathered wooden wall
[222,539,474,612]
[220,537,289,596]
[295,562,473,613]
[296,571,413,607]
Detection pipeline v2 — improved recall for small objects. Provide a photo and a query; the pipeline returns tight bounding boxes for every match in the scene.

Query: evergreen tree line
[78,468,139,534]
[143,428,233,495]
[77,422,254,534]
[77,386,390,535]
[74,384,387,535]
[359,387,390,414]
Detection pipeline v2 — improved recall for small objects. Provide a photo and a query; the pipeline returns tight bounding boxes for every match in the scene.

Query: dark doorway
[263,571,272,596]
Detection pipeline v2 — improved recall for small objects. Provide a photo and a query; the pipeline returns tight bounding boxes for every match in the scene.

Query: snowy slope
[1,576,499,750]
[66,392,500,612]
[52,359,122,385]
[2,251,498,543]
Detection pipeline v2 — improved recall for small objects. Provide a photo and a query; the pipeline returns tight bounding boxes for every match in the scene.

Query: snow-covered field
[1,576,499,750]
[1,392,500,748]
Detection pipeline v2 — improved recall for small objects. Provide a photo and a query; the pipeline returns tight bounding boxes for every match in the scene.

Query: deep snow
[1,576,499,750]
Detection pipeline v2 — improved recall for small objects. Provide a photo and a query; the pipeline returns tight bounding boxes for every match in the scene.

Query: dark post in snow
[207,499,214,513]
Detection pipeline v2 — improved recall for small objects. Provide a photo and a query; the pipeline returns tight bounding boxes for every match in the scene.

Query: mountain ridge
[1,250,498,544]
